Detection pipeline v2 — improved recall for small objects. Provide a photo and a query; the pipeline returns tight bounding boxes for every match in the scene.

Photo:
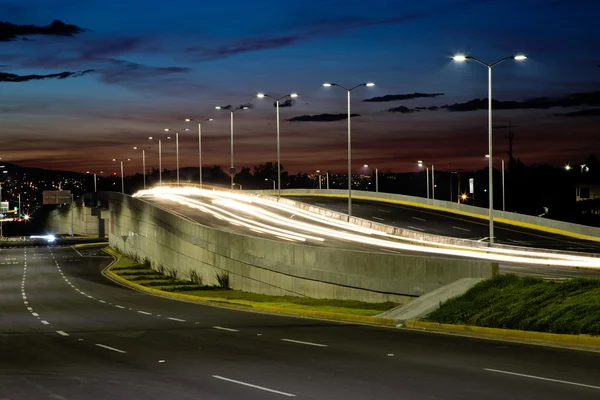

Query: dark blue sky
[1,0,599,174]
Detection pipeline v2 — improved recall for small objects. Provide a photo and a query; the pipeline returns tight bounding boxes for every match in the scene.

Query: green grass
[107,248,397,317]
[426,275,600,335]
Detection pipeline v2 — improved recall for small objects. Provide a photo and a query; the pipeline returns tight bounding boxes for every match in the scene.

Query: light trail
[134,186,600,269]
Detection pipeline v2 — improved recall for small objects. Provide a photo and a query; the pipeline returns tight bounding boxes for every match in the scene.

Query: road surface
[1,245,599,399]
[291,196,600,253]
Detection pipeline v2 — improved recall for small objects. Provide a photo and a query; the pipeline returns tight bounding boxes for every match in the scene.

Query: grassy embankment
[427,275,600,335]
[106,249,397,317]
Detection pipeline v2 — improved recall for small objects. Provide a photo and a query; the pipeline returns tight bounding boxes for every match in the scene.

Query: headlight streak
[134,187,600,269]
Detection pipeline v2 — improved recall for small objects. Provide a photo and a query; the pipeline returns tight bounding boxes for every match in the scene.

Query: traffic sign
[229,167,237,176]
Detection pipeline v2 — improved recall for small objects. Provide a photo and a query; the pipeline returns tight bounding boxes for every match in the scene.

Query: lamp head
[365,82,375,87]
[290,93,298,98]
[185,118,191,122]
[513,55,527,60]
[215,106,221,109]
[257,93,265,98]
[316,170,321,173]
[164,128,170,132]
[242,106,249,110]
[183,128,189,131]
[323,83,333,87]
[208,118,214,121]
[112,158,117,162]
[148,136,153,140]
[133,146,138,150]
[363,164,369,167]
[452,54,468,62]
[485,154,490,158]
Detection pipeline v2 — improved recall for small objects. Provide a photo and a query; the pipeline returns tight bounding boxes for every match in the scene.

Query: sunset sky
[1,0,599,175]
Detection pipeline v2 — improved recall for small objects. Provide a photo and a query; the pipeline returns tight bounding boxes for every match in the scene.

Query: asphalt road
[292,196,600,253]
[1,245,600,399]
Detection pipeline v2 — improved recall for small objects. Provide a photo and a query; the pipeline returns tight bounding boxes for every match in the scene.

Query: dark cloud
[555,108,600,117]
[287,113,360,122]
[441,92,600,112]
[277,99,296,108]
[388,106,415,113]
[364,93,444,102]
[0,20,85,42]
[391,91,600,114]
[0,69,94,82]
[185,1,482,61]
[97,59,190,85]
[216,103,254,111]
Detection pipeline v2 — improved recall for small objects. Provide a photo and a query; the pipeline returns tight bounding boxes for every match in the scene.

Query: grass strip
[105,248,397,317]
[426,275,600,336]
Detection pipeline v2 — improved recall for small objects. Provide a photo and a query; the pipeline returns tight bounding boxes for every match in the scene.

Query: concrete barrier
[46,198,103,237]
[250,189,600,243]
[99,192,497,304]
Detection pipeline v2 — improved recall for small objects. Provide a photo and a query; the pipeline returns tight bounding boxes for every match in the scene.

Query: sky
[1,0,599,176]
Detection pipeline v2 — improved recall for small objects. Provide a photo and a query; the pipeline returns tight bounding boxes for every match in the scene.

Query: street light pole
[133,147,146,189]
[265,178,276,190]
[432,164,435,200]
[486,155,506,212]
[216,105,249,190]
[112,158,129,194]
[363,164,379,192]
[323,82,374,216]
[257,92,298,199]
[185,118,214,187]
[164,128,184,184]
[453,54,526,243]
[418,161,429,199]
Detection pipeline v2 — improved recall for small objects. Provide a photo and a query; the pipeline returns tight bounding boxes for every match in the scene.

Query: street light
[216,105,249,190]
[486,154,506,212]
[316,170,329,190]
[148,136,163,185]
[265,178,276,190]
[257,92,298,199]
[164,128,188,184]
[564,164,572,171]
[185,117,214,187]
[418,161,435,199]
[363,164,379,192]
[323,82,374,216]
[453,53,527,243]
[417,161,430,199]
[86,170,103,193]
[233,183,243,191]
[133,146,147,189]
[112,158,130,194]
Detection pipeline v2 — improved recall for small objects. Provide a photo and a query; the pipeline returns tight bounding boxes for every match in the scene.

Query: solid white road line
[213,326,239,332]
[56,330,69,337]
[98,300,106,303]
[95,344,127,354]
[452,226,471,232]
[137,311,152,315]
[484,368,600,390]
[407,226,425,232]
[281,338,327,347]
[167,317,186,322]
[412,217,426,221]
[115,305,125,309]
[212,375,296,397]
[40,320,49,325]
[372,216,385,221]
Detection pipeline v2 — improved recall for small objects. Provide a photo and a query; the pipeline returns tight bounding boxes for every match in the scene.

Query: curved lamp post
[256,92,298,199]
[164,128,189,184]
[184,117,214,187]
[453,54,526,243]
[112,158,130,194]
[133,146,147,189]
[322,82,374,216]
[215,105,249,190]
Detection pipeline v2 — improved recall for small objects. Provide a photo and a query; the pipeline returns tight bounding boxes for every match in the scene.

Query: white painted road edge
[212,375,296,397]
[484,368,600,390]
[95,344,127,354]
[213,326,239,332]
[281,338,328,347]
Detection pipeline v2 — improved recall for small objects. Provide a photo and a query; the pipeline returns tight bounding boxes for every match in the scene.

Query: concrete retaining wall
[102,192,497,304]
[251,189,600,243]
[46,198,101,236]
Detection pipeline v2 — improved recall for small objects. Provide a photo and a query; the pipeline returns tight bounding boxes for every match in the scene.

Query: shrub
[215,271,230,289]
[166,267,179,280]
[187,269,203,285]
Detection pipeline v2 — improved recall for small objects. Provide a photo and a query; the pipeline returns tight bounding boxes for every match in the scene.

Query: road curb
[101,248,397,327]
[282,193,600,243]
[404,320,600,351]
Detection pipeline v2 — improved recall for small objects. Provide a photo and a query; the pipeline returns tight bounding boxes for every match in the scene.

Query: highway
[291,196,600,253]
[2,244,600,399]
[133,187,600,278]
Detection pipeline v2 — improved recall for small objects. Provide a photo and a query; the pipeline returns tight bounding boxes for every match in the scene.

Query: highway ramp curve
[1,245,600,399]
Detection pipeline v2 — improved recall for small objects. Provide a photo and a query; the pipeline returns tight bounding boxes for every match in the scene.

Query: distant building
[575,184,600,202]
